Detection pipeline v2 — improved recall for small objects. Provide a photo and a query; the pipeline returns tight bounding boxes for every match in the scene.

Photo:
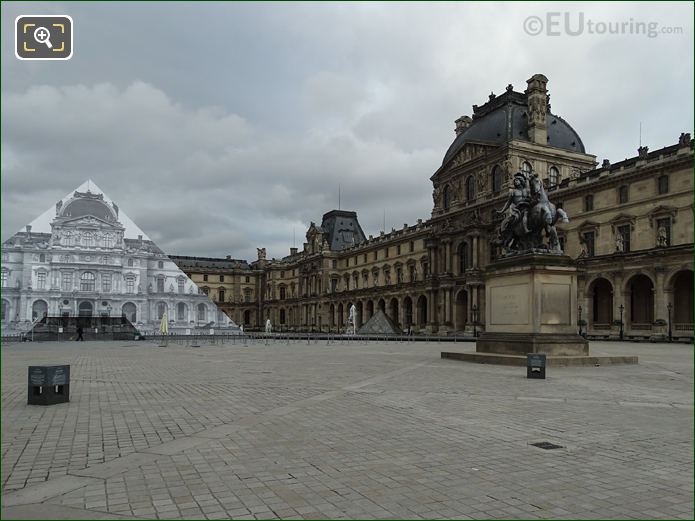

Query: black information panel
[28,365,70,405]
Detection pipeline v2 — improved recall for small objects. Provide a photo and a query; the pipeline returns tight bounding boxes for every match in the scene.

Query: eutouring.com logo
[523,12,683,38]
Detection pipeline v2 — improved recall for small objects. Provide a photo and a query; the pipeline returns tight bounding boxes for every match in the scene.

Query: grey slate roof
[320,210,367,251]
[442,89,585,166]
[170,255,250,270]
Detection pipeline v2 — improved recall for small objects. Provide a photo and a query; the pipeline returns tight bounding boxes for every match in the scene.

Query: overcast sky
[2,1,693,260]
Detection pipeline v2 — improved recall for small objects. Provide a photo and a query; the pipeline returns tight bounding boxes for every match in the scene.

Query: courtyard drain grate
[531,441,564,450]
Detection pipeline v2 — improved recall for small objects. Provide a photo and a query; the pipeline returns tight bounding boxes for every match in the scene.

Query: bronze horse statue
[495,173,569,254]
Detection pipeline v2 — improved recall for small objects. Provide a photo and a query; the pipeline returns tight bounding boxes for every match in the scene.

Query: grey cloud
[2,2,692,261]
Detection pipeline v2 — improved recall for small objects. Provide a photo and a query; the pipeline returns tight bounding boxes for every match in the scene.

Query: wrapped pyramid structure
[1,180,239,337]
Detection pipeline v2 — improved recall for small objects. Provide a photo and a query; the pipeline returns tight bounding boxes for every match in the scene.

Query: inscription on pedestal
[541,283,570,324]
[490,284,529,325]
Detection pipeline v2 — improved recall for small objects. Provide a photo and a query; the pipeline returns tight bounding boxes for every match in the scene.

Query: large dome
[61,193,116,221]
[442,89,585,166]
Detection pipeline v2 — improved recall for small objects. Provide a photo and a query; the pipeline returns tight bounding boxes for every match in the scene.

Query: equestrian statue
[493,170,569,255]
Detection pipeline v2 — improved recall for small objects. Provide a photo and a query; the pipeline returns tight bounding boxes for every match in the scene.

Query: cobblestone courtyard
[2,339,692,520]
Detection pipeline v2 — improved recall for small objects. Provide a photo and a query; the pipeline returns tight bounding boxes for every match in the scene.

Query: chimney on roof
[290,247,298,256]
[26,225,32,239]
[226,255,231,260]
[454,115,472,136]
[525,74,549,145]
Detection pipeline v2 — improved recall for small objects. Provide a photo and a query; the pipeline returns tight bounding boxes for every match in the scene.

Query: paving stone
[1,340,692,520]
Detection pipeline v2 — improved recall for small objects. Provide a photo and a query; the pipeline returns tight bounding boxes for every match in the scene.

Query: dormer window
[466,176,476,201]
[618,185,629,204]
[443,184,450,210]
[492,165,503,193]
[658,175,669,195]
[548,166,560,187]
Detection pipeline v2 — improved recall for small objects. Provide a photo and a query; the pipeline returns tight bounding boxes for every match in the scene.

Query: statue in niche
[657,226,669,247]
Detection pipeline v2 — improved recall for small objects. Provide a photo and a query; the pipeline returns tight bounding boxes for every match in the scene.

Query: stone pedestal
[442,253,637,366]
[476,253,588,355]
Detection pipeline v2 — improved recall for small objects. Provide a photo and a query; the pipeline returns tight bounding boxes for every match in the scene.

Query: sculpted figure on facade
[615,234,625,252]
[432,186,441,207]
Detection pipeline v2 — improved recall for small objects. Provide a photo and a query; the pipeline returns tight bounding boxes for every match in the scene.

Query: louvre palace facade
[172,74,694,339]
[1,189,235,335]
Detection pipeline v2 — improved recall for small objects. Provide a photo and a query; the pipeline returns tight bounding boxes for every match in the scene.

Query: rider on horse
[496,172,531,237]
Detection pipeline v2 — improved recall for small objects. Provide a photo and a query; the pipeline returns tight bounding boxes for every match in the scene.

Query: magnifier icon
[33,26,53,49]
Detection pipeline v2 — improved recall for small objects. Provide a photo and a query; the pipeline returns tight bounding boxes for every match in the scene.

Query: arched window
[466,176,475,201]
[521,161,532,175]
[197,303,207,322]
[177,277,185,293]
[548,166,560,187]
[156,276,165,293]
[83,232,95,247]
[177,302,187,321]
[32,300,48,320]
[122,302,137,323]
[443,185,450,210]
[218,289,225,302]
[491,166,503,193]
[127,258,134,267]
[157,302,167,319]
[103,234,114,248]
[80,272,95,291]
[157,260,164,269]
[279,308,286,324]
[39,253,46,263]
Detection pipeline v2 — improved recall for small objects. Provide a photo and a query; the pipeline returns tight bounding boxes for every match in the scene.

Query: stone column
[478,285,486,329]
[444,241,452,273]
[466,286,473,325]
[654,268,666,321]
[427,290,435,325]
[472,236,479,268]
[613,273,624,331]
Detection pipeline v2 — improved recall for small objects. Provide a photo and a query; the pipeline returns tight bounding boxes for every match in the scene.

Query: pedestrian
[76,324,84,341]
